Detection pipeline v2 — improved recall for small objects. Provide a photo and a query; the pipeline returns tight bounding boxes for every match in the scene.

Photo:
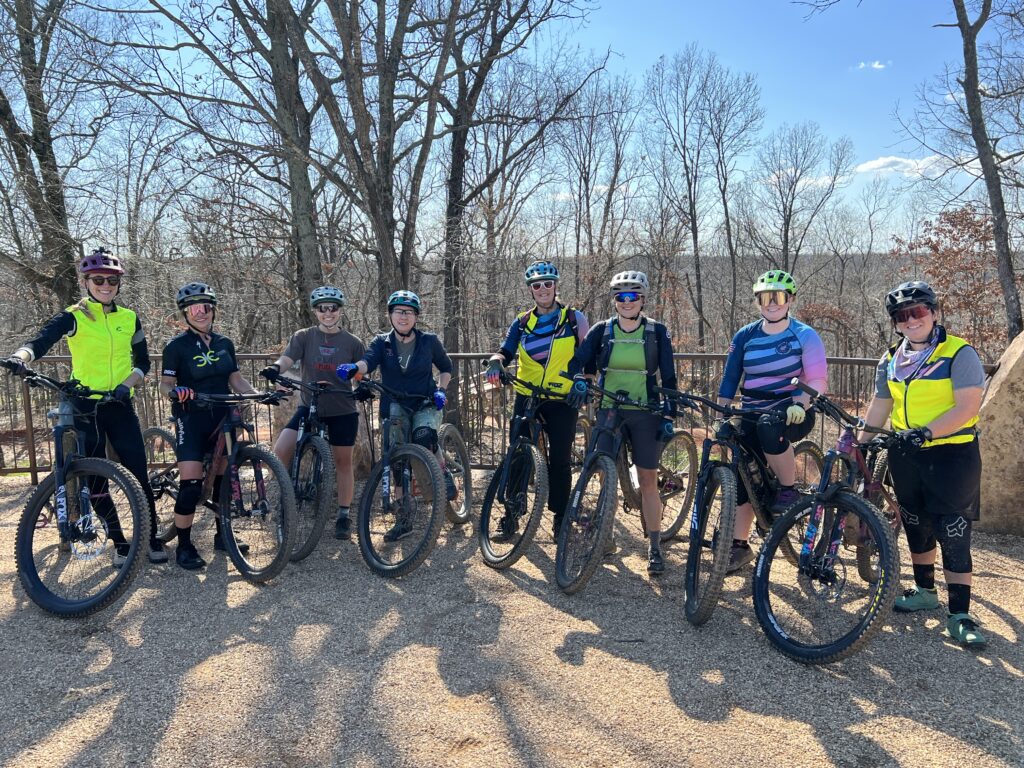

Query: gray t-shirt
[282,326,365,417]
[395,336,416,373]
[874,342,986,398]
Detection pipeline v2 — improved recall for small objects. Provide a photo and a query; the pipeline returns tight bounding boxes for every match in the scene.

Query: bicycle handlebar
[191,391,288,407]
[653,386,782,421]
[4,364,118,402]
[485,366,563,399]
[789,378,893,436]
[354,377,434,408]
[269,376,352,397]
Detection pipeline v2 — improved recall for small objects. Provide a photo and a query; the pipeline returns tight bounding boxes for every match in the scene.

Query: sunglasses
[87,275,121,286]
[187,302,214,317]
[614,291,642,303]
[530,280,556,290]
[315,304,340,313]
[391,308,416,317]
[756,290,790,307]
[891,304,932,324]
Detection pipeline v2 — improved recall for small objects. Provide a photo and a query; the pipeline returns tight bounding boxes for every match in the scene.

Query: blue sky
[574,0,966,179]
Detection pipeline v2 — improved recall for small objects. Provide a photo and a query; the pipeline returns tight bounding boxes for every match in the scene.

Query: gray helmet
[885,281,937,317]
[310,285,345,308]
[610,270,650,294]
[387,289,421,314]
[176,282,217,310]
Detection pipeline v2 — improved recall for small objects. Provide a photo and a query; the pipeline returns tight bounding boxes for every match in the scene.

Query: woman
[565,270,677,576]
[484,260,589,540]
[717,270,827,572]
[859,281,986,648]
[261,286,365,540]
[159,282,258,570]
[336,289,454,542]
[4,248,165,565]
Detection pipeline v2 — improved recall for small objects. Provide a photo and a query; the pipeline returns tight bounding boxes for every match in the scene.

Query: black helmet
[885,281,937,317]
[176,282,218,310]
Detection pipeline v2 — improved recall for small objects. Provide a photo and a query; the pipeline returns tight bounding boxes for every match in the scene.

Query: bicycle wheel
[357,443,446,578]
[289,435,335,562]
[15,457,149,618]
[478,443,548,569]
[752,491,899,664]
[658,430,699,541]
[858,450,901,582]
[684,464,737,626]
[773,441,827,565]
[572,416,591,470]
[439,423,473,526]
[555,453,617,594]
[143,427,179,543]
[218,444,296,583]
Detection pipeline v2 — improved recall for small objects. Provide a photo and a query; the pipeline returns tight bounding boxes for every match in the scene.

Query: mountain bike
[353,379,446,578]
[617,427,699,542]
[655,388,824,626]
[6,366,148,617]
[752,381,900,663]
[478,371,555,569]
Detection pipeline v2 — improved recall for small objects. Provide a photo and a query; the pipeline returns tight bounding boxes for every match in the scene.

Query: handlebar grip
[790,378,819,398]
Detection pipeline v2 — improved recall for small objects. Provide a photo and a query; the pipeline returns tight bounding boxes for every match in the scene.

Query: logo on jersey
[319,346,336,357]
[193,350,221,368]
[775,341,795,355]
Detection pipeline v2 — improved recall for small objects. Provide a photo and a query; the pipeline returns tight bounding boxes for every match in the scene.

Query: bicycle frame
[493,372,555,505]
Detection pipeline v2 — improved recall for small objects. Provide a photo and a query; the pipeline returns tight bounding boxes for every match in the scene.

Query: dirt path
[1,476,1021,768]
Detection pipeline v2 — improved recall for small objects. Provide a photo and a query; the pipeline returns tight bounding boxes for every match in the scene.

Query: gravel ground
[1,474,1022,768]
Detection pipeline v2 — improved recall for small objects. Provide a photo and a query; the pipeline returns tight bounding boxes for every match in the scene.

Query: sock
[176,525,192,548]
[912,563,936,590]
[948,583,971,615]
[648,535,661,554]
[336,505,350,521]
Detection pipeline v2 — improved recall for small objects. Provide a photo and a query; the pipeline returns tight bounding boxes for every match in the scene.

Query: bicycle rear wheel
[772,440,826,566]
[555,453,617,594]
[289,435,335,562]
[859,450,901,582]
[478,443,548,569]
[684,464,737,626]
[15,457,149,617]
[143,427,179,543]
[439,423,473,526]
[658,430,699,541]
[752,491,899,664]
[219,444,296,583]
[357,443,446,578]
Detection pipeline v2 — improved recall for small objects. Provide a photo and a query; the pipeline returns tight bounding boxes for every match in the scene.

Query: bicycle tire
[658,430,700,541]
[555,453,617,594]
[218,444,297,583]
[439,423,473,526]
[15,457,149,618]
[858,449,901,582]
[357,443,446,578]
[684,464,737,626]
[478,443,548,569]
[143,426,180,543]
[752,490,899,664]
[289,435,335,562]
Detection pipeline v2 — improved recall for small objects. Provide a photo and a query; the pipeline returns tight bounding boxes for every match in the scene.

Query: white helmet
[610,270,649,294]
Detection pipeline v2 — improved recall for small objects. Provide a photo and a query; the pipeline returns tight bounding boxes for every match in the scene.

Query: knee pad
[412,426,437,453]
[174,478,204,516]
[901,510,937,555]
[936,515,973,573]
[756,414,788,456]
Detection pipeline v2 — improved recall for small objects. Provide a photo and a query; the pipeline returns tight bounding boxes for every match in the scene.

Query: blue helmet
[310,285,345,308]
[524,260,559,285]
[387,289,421,314]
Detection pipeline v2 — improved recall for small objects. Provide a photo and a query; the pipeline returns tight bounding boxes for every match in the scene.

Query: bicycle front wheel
[143,426,179,543]
[438,424,473,526]
[219,444,297,583]
[357,444,446,578]
[15,457,149,618]
[684,465,737,626]
[752,491,899,664]
[555,453,617,594]
[478,443,548,569]
[290,436,335,562]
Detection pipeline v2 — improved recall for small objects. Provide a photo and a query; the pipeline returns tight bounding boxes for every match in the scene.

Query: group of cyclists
[2,248,988,649]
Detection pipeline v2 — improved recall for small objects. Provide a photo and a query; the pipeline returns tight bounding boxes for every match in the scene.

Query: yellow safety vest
[886,334,978,448]
[514,306,579,398]
[65,300,137,395]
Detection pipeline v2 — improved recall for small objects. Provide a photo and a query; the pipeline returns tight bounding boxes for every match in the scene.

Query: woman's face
[756,290,791,323]
[613,290,644,319]
[186,302,215,333]
[390,306,417,334]
[529,279,557,308]
[83,270,121,305]
[893,303,936,344]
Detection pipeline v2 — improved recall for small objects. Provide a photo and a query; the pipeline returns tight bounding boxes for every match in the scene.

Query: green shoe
[945,613,987,648]
[893,585,939,613]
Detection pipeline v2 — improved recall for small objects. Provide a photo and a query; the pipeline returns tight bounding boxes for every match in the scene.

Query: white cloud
[855,155,948,178]
[855,60,889,71]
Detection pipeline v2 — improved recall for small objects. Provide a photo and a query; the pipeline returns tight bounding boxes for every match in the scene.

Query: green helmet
[752,270,797,296]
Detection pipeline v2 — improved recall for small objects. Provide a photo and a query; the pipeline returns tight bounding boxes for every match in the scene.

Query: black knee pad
[936,515,973,573]
[901,510,937,555]
[412,426,437,453]
[174,478,204,516]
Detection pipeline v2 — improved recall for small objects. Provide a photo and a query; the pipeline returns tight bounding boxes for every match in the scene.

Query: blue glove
[566,376,589,410]
[484,359,504,386]
[113,384,132,404]
[336,363,359,382]
[660,397,678,420]
[433,388,447,410]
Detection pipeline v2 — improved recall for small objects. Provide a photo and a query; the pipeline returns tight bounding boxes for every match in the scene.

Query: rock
[977,330,1024,535]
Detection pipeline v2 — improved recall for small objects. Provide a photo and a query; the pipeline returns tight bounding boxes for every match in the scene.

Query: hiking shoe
[112,542,131,568]
[726,543,755,573]
[214,533,249,555]
[770,487,802,514]
[148,541,169,564]
[176,543,206,571]
[443,469,458,502]
[647,546,665,576]
[894,585,940,613]
[383,519,413,543]
[492,514,518,543]
[945,612,988,648]
[334,515,352,541]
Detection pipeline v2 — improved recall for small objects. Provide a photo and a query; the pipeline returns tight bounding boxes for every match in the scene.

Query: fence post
[22,377,38,485]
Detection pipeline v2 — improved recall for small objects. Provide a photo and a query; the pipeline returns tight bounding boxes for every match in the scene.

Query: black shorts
[595,409,665,470]
[285,408,359,447]
[173,407,227,463]
[734,408,816,506]
[887,439,981,522]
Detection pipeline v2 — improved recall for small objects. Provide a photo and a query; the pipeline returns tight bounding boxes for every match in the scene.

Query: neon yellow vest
[65,300,137,395]
[886,334,978,447]
[514,306,578,398]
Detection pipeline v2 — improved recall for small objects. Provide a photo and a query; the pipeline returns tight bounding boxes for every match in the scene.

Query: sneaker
[443,469,458,502]
[176,543,206,570]
[214,533,249,555]
[770,486,802,514]
[383,519,413,543]
[491,514,518,543]
[112,542,131,568]
[334,515,352,541]
[648,546,665,576]
[727,542,755,573]
[894,585,940,613]
[945,612,988,648]
[148,541,169,564]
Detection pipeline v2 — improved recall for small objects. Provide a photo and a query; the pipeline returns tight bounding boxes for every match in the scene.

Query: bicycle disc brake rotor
[69,514,109,560]
[800,557,847,600]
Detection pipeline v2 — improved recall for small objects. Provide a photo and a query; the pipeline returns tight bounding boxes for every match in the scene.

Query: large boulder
[977,331,1024,536]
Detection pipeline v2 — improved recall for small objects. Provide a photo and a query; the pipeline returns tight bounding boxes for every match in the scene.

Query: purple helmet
[78,247,124,275]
